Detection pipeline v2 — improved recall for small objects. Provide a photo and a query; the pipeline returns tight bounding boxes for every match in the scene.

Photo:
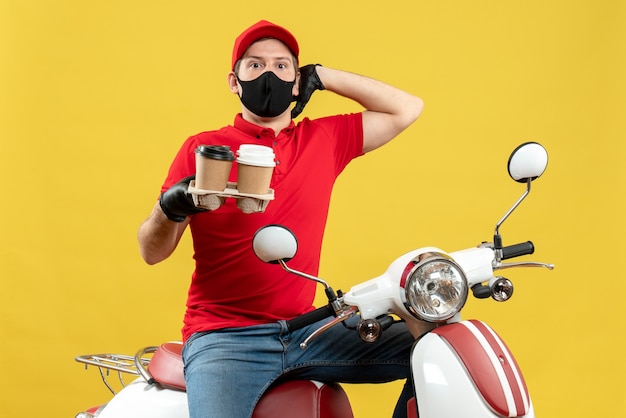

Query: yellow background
[1,1,625,417]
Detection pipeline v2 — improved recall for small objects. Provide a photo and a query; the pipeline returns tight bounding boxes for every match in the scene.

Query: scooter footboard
[411,320,533,418]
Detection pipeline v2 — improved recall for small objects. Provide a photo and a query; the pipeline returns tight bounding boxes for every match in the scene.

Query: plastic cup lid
[236,157,276,167]
[236,144,275,166]
[195,145,235,161]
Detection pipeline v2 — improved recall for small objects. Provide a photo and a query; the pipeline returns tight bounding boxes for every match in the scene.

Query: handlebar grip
[286,305,335,331]
[502,241,534,260]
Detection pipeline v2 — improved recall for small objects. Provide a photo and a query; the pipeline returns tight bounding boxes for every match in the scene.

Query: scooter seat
[253,379,354,418]
[148,342,354,418]
[148,342,186,390]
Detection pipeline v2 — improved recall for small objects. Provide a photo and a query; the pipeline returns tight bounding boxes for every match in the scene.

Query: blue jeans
[182,318,415,418]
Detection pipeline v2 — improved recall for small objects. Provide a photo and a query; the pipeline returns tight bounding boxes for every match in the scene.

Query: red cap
[231,20,299,70]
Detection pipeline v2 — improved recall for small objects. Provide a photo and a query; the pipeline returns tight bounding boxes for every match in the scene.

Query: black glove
[159,175,207,222]
[291,64,325,119]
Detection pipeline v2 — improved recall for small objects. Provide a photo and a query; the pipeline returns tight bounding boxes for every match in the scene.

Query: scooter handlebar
[502,241,534,260]
[286,304,335,331]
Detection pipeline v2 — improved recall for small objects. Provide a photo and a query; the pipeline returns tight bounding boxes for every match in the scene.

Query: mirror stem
[277,259,342,312]
[493,178,532,253]
[277,259,328,287]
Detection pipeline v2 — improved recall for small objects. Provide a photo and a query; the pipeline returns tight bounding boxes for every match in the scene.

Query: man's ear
[228,72,239,95]
[292,71,300,97]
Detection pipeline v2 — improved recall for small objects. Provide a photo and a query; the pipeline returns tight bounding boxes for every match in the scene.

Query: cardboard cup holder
[188,180,274,214]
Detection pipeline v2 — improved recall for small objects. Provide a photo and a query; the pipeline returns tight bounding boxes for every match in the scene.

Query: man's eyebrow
[243,55,292,61]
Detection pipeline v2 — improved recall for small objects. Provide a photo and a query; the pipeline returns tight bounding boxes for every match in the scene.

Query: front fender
[411,320,533,417]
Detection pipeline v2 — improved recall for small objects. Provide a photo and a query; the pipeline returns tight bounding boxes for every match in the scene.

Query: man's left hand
[291,64,325,119]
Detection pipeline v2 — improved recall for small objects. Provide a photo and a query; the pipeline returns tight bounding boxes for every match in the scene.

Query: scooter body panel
[411,320,534,418]
[97,378,189,418]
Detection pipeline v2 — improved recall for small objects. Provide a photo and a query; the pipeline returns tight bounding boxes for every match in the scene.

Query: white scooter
[75,142,553,418]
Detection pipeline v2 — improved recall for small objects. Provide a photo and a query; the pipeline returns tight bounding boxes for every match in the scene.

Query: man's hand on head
[291,64,325,119]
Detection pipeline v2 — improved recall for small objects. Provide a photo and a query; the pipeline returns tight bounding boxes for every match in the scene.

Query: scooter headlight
[401,253,468,322]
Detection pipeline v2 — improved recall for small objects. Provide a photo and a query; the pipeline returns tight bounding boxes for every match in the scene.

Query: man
[138,20,424,418]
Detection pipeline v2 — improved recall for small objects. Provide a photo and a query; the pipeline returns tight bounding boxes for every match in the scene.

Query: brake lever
[299,305,359,350]
[495,261,555,270]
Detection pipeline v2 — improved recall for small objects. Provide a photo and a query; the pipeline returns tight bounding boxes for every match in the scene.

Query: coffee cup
[195,145,235,191]
[236,144,276,195]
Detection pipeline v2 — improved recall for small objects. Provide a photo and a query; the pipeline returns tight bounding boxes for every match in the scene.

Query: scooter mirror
[252,225,298,264]
[507,142,548,183]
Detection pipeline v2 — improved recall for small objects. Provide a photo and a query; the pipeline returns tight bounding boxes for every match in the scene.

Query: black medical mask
[236,71,296,118]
